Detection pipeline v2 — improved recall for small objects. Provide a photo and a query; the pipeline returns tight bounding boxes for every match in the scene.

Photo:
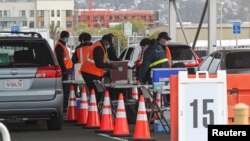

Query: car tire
[47,114,63,130]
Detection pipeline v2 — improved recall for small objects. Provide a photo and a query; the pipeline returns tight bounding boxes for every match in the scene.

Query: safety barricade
[171,72,250,141]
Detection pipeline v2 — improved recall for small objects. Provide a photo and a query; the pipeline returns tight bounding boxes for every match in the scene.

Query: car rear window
[226,51,250,69]
[226,52,250,69]
[0,41,55,68]
[169,46,195,60]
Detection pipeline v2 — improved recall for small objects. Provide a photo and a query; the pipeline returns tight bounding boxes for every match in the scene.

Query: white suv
[119,43,202,69]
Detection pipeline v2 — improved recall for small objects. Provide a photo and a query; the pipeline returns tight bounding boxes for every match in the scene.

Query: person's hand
[136,80,141,85]
[62,71,69,80]
[109,63,117,69]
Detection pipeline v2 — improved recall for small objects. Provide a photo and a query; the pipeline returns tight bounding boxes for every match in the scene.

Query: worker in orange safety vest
[71,32,92,81]
[81,34,115,103]
[54,30,73,111]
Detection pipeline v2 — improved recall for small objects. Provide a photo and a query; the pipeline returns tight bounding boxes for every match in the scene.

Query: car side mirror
[197,58,203,64]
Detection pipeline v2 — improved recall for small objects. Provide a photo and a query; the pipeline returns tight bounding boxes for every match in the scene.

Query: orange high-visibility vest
[81,41,106,77]
[165,46,172,68]
[55,40,73,69]
[75,45,92,72]
[76,45,92,63]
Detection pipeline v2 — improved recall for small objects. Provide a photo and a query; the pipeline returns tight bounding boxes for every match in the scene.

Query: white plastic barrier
[178,70,228,141]
[0,122,11,141]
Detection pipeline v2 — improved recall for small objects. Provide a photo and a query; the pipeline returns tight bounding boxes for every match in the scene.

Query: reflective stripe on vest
[81,41,106,77]
[55,41,73,69]
[149,58,168,68]
[76,45,91,63]
[165,46,172,68]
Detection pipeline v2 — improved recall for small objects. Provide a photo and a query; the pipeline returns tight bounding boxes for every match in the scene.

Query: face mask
[105,43,110,49]
[63,37,69,43]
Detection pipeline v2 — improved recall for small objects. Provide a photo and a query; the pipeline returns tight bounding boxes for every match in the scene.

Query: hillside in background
[76,0,250,24]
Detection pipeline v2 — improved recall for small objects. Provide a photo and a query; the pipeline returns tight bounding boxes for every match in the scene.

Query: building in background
[79,9,156,28]
[0,1,35,30]
[36,0,74,32]
[0,0,74,32]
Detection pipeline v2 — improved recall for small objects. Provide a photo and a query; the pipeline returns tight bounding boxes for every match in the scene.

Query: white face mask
[105,43,110,49]
[63,37,69,43]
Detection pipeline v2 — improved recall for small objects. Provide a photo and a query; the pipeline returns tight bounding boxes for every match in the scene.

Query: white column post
[208,0,217,53]
[169,0,176,42]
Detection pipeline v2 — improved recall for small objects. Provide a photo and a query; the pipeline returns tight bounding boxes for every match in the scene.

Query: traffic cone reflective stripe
[132,87,138,100]
[156,92,161,107]
[84,89,100,129]
[88,103,99,111]
[112,93,131,137]
[80,101,88,109]
[102,105,112,114]
[133,95,154,140]
[116,109,126,118]
[136,111,148,120]
[77,86,88,125]
[66,85,78,121]
[96,91,114,133]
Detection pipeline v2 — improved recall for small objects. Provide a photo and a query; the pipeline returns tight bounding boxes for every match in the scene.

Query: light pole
[220,2,225,48]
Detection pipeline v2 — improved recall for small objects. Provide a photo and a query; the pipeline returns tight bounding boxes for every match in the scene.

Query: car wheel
[47,114,63,130]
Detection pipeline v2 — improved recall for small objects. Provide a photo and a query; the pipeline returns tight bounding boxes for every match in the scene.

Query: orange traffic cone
[111,93,131,137]
[96,91,114,133]
[84,89,100,129]
[132,95,155,141]
[156,92,161,107]
[132,87,138,100]
[76,86,88,125]
[66,85,78,121]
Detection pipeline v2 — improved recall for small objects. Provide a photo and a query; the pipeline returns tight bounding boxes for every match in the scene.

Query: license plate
[5,79,23,89]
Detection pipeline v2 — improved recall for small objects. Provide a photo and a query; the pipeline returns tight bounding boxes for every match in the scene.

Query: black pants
[82,72,102,103]
[62,72,69,110]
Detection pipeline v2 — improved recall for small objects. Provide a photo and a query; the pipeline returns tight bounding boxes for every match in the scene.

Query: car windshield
[0,41,54,68]
[226,52,250,69]
[169,46,195,60]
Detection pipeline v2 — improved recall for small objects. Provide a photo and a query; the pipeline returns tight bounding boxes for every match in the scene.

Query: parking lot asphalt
[1,116,169,141]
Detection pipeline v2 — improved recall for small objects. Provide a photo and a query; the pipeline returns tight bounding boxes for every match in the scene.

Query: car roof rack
[0,31,42,38]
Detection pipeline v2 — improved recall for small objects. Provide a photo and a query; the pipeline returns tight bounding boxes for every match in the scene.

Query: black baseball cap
[101,34,112,42]
[79,32,91,42]
[60,30,70,38]
[157,32,171,40]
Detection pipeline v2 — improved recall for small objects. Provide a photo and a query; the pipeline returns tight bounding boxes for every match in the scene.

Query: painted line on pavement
[98,133,128,141]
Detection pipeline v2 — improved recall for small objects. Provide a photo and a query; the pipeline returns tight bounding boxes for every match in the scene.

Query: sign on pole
[233,22,241,34]
[124,22,132,36]
[11,25,19,33]
[178,71,228,141]
[233,22,241,47]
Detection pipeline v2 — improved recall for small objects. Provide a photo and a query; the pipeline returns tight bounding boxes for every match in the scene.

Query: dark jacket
[93,43,112,69]
[55,39,68,74]
[137,43,169,84]
[71,42,93,64]
[107,43,120,61]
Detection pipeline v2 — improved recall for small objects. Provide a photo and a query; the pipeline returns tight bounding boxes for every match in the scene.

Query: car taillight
[36,65,62,78]
[184,60,200,67]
